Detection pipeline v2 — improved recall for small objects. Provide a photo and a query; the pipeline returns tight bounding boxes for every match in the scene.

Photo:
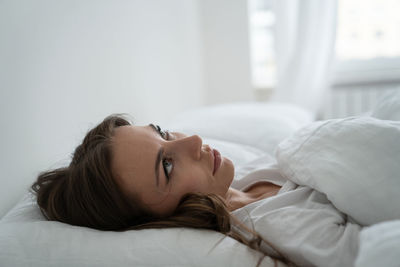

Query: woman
[31,114,358,267]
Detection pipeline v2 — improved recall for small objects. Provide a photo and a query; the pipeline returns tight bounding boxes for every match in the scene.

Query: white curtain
[271,0,337,117]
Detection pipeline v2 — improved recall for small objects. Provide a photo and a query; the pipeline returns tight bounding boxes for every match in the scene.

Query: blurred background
[1,0,400,217]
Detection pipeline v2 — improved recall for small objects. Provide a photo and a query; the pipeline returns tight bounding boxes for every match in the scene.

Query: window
[334,0,400,85]
[248,0,400,88]
[248,0,276,90]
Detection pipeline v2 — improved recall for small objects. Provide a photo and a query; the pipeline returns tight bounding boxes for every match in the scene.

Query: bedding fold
[276,116,400,226]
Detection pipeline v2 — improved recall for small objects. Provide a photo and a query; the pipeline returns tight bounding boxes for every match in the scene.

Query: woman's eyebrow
[148,124,162,187]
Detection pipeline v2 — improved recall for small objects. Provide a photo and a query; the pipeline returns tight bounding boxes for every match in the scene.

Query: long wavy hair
[30,114,291,266]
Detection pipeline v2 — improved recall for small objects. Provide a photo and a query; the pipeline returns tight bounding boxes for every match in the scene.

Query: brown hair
[30,114,291,266]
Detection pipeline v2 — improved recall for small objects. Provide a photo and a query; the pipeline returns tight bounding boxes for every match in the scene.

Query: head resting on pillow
[31,114,286,264]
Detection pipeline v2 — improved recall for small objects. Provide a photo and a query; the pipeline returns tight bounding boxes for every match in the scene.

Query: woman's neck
[224,188,254,211]
[224,182,281,211]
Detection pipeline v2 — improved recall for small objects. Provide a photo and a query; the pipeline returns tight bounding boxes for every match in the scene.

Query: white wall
[0,0,205,217]
[200,0,254,105]
[0,0,254,218]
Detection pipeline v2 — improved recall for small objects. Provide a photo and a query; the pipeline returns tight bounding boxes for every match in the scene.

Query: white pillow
[165,102,314,156]
[0,193,276,267]
[370,89,400,121]
[0,102,312,267]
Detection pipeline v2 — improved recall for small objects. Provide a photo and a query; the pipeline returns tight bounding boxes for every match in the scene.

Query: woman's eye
[156,125,169,140]
[162,158,173,181]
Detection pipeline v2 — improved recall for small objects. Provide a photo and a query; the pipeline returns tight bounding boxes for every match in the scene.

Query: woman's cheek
[185,176,208,194]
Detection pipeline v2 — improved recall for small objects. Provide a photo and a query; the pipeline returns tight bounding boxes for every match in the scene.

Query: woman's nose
[174,134,203,160]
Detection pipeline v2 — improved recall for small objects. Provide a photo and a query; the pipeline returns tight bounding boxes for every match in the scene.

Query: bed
[1,96,400,267]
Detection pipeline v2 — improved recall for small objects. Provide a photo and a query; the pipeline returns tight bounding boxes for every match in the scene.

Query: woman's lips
[212,148,221,175]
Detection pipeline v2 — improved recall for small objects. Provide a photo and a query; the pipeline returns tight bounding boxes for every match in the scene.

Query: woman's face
[111,124,234,217]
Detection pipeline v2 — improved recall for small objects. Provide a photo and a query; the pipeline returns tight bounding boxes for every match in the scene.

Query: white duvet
[276,116,400,226]
[274,97,400,266]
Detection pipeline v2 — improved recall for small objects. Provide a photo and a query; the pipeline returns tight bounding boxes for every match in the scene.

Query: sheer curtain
[271,0,337,117]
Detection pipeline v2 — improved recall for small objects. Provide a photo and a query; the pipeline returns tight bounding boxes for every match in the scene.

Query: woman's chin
[222,156,233,166]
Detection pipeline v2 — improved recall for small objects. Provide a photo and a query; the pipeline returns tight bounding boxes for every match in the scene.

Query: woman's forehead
[111,125,159,187]
[113,125,153,139]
